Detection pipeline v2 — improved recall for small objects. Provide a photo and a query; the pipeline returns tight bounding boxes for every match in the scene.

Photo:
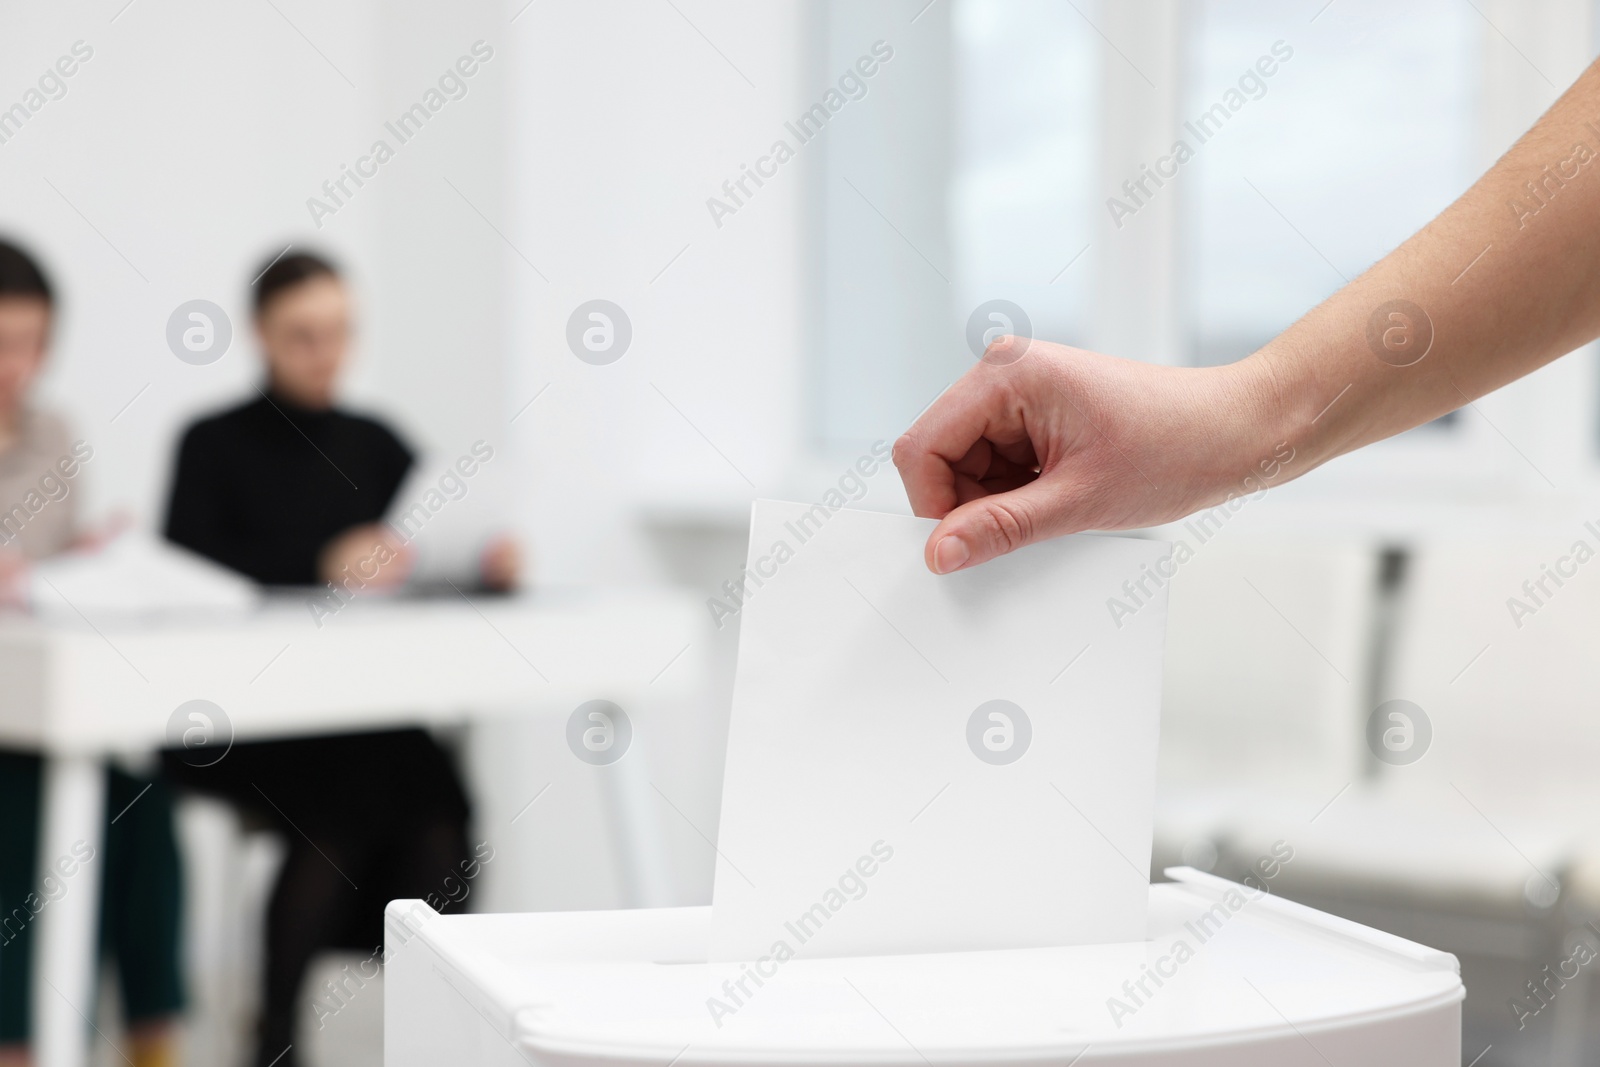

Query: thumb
[923,480,1076,574]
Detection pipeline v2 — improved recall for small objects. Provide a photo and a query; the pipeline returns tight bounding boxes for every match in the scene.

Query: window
[1182,0,1482,368]
[809,0,1599,487]
[810,0,1098,452]
[950,0,1099,351]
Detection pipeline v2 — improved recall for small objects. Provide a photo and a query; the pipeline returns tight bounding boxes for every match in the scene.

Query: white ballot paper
[709,500,1168,961]
[384,448,512,587]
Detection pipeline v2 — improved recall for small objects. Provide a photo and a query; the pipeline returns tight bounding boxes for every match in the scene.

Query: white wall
[488,0,821,911]
[504,0,838,589]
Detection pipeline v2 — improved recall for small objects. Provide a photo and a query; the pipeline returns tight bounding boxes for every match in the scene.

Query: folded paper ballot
[709,501,1169,961]
[383,445,512,587]
[27,530,259,617]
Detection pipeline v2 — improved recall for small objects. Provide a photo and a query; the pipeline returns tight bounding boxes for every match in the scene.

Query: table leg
[601,744,675,908]
[1551,932,1589,1067]
[33,756,105,1067]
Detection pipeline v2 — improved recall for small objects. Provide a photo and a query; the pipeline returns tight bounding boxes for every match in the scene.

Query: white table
[384,867,1465,1066]
[0,588,705,1067]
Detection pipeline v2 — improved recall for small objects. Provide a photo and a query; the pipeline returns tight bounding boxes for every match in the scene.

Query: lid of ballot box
[389,869,1462,1064]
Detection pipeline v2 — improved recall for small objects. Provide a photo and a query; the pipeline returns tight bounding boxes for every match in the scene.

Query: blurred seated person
[0,239,183,1067]
[161,250,516,1067]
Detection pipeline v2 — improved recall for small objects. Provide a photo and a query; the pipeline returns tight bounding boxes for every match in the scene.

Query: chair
[1155,534,1376,872]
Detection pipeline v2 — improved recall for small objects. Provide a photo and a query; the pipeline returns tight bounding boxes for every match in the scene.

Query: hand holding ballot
[317,521,416,590]
[893,340,1274,574]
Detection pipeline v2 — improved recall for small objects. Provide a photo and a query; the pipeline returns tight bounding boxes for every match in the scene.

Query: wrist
[1211,348,1312,494]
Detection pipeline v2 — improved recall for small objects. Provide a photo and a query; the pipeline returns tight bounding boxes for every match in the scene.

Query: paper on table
[28,530,260,618]
[384,450,512,587]
[709,500,1168,962]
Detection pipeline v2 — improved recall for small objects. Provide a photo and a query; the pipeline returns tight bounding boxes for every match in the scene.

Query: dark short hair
[252,249,339,316]
[0,239,53,306]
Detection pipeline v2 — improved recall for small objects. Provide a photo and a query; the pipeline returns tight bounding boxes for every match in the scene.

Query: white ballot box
[383,869,1463,1066]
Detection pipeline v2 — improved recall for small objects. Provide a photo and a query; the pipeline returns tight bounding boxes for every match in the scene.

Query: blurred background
[4,0,1600,1064]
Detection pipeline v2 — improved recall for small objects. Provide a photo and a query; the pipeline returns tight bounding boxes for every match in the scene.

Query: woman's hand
[0,547,29,607]
[68,509,134,553]
[318,523,413,589]
[893,337,1285,574]
[479,534,522,592]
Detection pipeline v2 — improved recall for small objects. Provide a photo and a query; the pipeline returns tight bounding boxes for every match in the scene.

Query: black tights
[159,729,473,1067]
[256,819,469,1067]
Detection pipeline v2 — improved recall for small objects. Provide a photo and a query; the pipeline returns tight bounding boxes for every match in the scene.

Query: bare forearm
[1239,56,1600,472]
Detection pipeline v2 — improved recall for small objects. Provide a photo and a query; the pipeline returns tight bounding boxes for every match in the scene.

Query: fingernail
[933,535,970,574]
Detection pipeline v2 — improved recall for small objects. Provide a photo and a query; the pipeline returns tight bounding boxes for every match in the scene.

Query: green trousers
[0,750,185,1042]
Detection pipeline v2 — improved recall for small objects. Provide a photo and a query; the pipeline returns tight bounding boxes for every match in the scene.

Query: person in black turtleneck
[162,251,515,1067]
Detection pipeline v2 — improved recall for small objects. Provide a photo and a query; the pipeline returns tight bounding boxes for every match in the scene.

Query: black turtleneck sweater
[164,390,413,585]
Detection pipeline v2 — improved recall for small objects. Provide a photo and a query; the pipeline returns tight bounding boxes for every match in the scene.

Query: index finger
[892,361,1014,519]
